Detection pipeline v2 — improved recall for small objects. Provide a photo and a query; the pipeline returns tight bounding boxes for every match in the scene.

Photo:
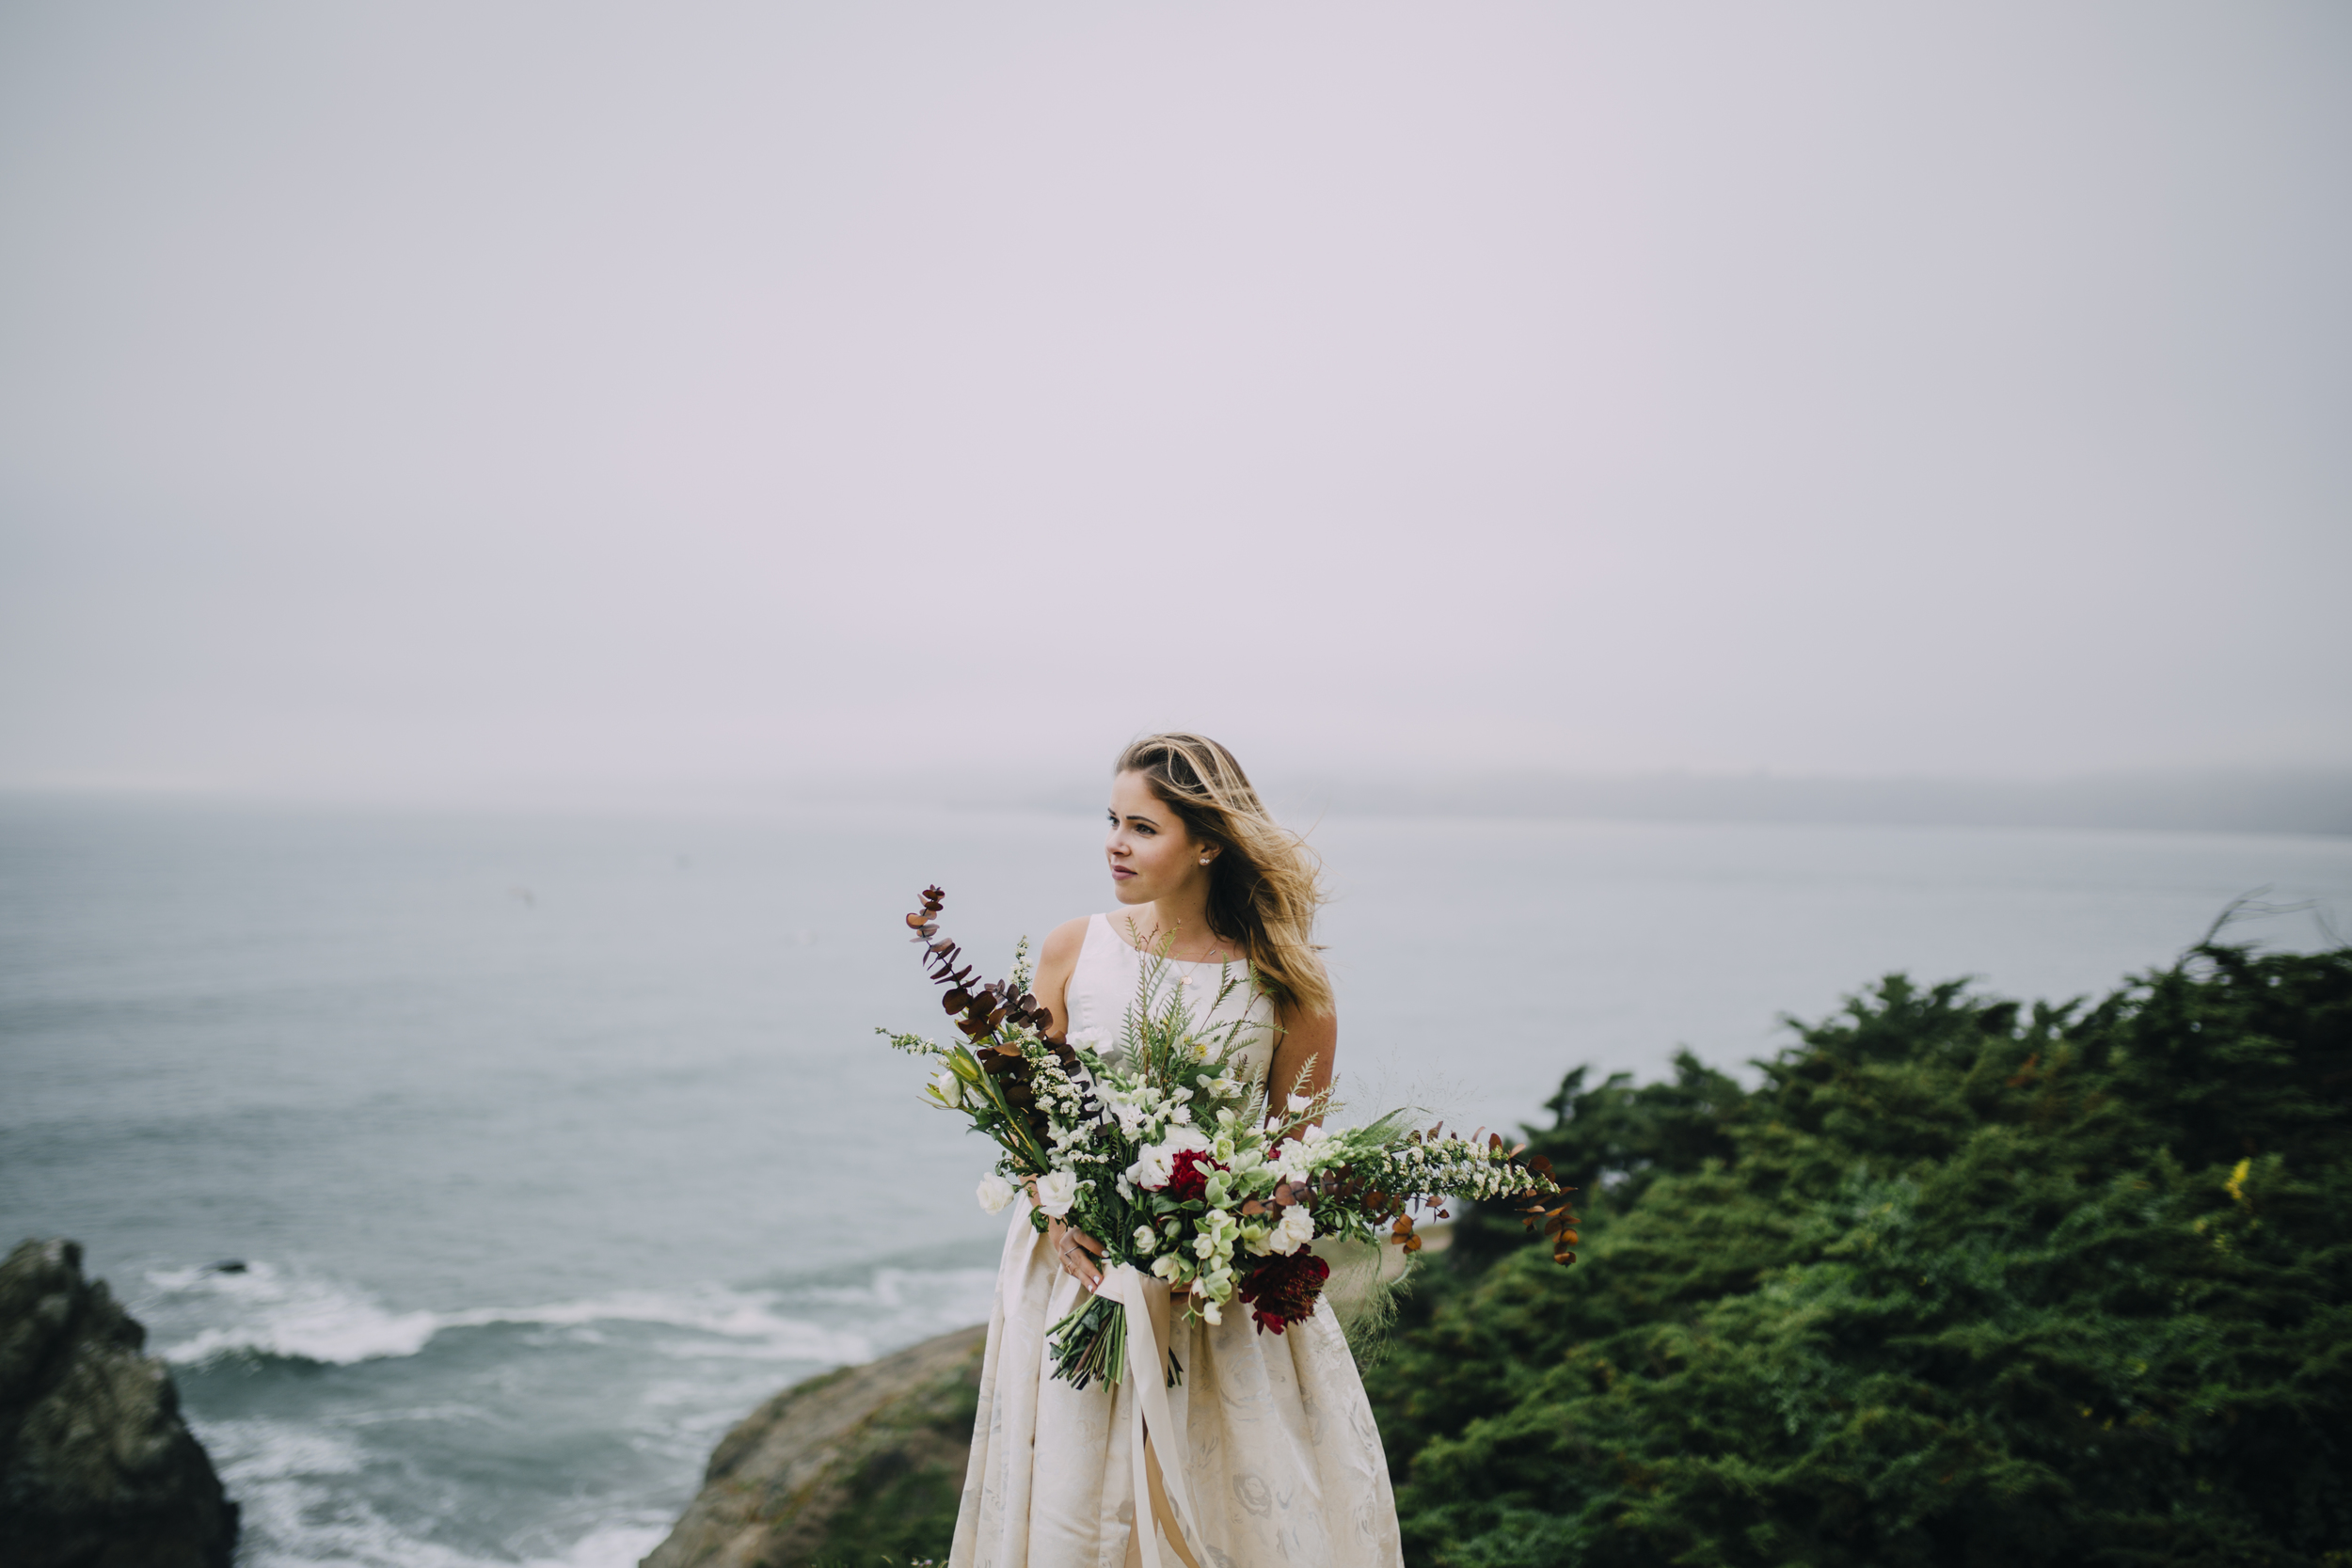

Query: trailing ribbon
[1093,1263,1204,1568]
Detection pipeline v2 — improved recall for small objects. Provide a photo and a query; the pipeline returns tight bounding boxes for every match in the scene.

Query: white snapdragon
[1269,1138,1315,1186]
[1034,1169,1079,1218]
[976,1174,1017,1213]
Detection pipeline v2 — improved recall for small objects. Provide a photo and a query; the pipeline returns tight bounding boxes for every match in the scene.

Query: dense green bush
[1372,939,2352,1567]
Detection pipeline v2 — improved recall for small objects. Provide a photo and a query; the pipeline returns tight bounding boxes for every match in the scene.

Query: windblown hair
[1115,733,1332,1019]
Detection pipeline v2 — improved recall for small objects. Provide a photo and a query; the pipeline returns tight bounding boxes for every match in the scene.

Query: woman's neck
[1126,895,1238,964]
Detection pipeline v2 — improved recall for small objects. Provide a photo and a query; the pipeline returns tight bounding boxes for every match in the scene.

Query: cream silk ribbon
[1092,1263,1205,1568]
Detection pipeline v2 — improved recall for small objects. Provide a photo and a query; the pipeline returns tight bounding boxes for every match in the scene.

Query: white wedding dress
[950,913,1406,1568]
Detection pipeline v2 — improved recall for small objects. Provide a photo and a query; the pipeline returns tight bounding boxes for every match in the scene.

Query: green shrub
[1373,941,2352,1567]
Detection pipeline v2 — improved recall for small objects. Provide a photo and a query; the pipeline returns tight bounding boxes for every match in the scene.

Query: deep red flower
[1162,1148,1226,1204]
[1235,1248,1330,1335]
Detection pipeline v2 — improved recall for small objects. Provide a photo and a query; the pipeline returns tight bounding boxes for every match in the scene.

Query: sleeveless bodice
[1061,912,1278,1086]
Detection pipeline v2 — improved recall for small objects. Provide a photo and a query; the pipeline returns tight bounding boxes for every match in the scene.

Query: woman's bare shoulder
[1038,915,1094,968]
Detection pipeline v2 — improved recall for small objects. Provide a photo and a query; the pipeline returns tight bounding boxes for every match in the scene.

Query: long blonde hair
[1114,733,1332,1019]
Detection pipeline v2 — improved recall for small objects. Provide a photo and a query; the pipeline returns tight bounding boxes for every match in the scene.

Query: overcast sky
[2,2,2345,800]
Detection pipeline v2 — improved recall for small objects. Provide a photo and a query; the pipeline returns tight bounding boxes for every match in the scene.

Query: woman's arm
[1029,916,1089,1041]
[1027,917,1105,1290]
[1264,1005,1337,1115]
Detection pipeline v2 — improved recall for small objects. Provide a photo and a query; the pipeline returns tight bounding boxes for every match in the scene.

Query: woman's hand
[1025,1180,1105,1291]
[1046,1217,1105,1291]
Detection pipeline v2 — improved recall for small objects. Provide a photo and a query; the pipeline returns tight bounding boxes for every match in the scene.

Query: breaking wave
[145,1259,994,1370]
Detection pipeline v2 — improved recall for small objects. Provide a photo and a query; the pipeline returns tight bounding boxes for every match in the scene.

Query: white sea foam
[517,1520,675,1568]
[780,1263,1000,1343]
[148,1259,993,1369]
[197,1415,368,1479]
[439,1282,867,1360]
[150,1263,439,1365]
[197,1413,675,1568]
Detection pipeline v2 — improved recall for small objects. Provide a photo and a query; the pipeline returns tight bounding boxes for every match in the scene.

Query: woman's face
[1105,770,1215,906]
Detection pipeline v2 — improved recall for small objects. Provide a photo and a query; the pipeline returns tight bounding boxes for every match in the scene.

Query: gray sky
[3,2,2346,800]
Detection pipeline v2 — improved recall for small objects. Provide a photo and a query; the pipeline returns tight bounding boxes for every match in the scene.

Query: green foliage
[1372,942,2352,1567]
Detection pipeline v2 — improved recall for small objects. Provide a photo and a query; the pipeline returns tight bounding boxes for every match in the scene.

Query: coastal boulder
[644,1323,987,1568]
[0,1238,238,1568]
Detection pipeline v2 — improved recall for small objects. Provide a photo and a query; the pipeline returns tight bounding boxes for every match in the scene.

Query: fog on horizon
[2,2,2346,805]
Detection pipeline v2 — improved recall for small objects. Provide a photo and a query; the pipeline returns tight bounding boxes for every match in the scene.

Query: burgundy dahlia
[1235,1249,1330,1335]
[1163,1148,1226,1204]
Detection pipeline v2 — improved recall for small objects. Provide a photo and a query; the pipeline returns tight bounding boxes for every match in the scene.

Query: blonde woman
[952,734,1403,1568]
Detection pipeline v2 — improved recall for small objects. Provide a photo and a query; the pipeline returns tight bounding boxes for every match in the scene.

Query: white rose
[1127,1145,1176,1190]
[1124,1128,1212,1191]
[1269,1204,1316,1255]
[1034,1168,1080,1217]
[976,1174,1017,1213]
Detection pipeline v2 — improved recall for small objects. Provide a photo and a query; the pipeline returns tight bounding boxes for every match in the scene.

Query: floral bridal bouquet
[879,886,1579,1389]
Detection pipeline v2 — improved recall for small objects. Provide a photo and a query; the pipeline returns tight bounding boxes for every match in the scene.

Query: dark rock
[643,1323,986,1568]
[0,1239,238,1568]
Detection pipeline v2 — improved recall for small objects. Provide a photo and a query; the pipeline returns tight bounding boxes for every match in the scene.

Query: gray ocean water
[3,795,2346,1566]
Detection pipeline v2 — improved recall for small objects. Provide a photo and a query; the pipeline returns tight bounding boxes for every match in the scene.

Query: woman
[951,734,1404,1568]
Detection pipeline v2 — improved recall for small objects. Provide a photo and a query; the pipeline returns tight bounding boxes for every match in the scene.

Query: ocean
[3,794,2346,1566]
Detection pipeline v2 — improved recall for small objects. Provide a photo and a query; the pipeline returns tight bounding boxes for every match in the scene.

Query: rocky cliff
[644,1323,987,1568]
[0,1238,238,1568]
